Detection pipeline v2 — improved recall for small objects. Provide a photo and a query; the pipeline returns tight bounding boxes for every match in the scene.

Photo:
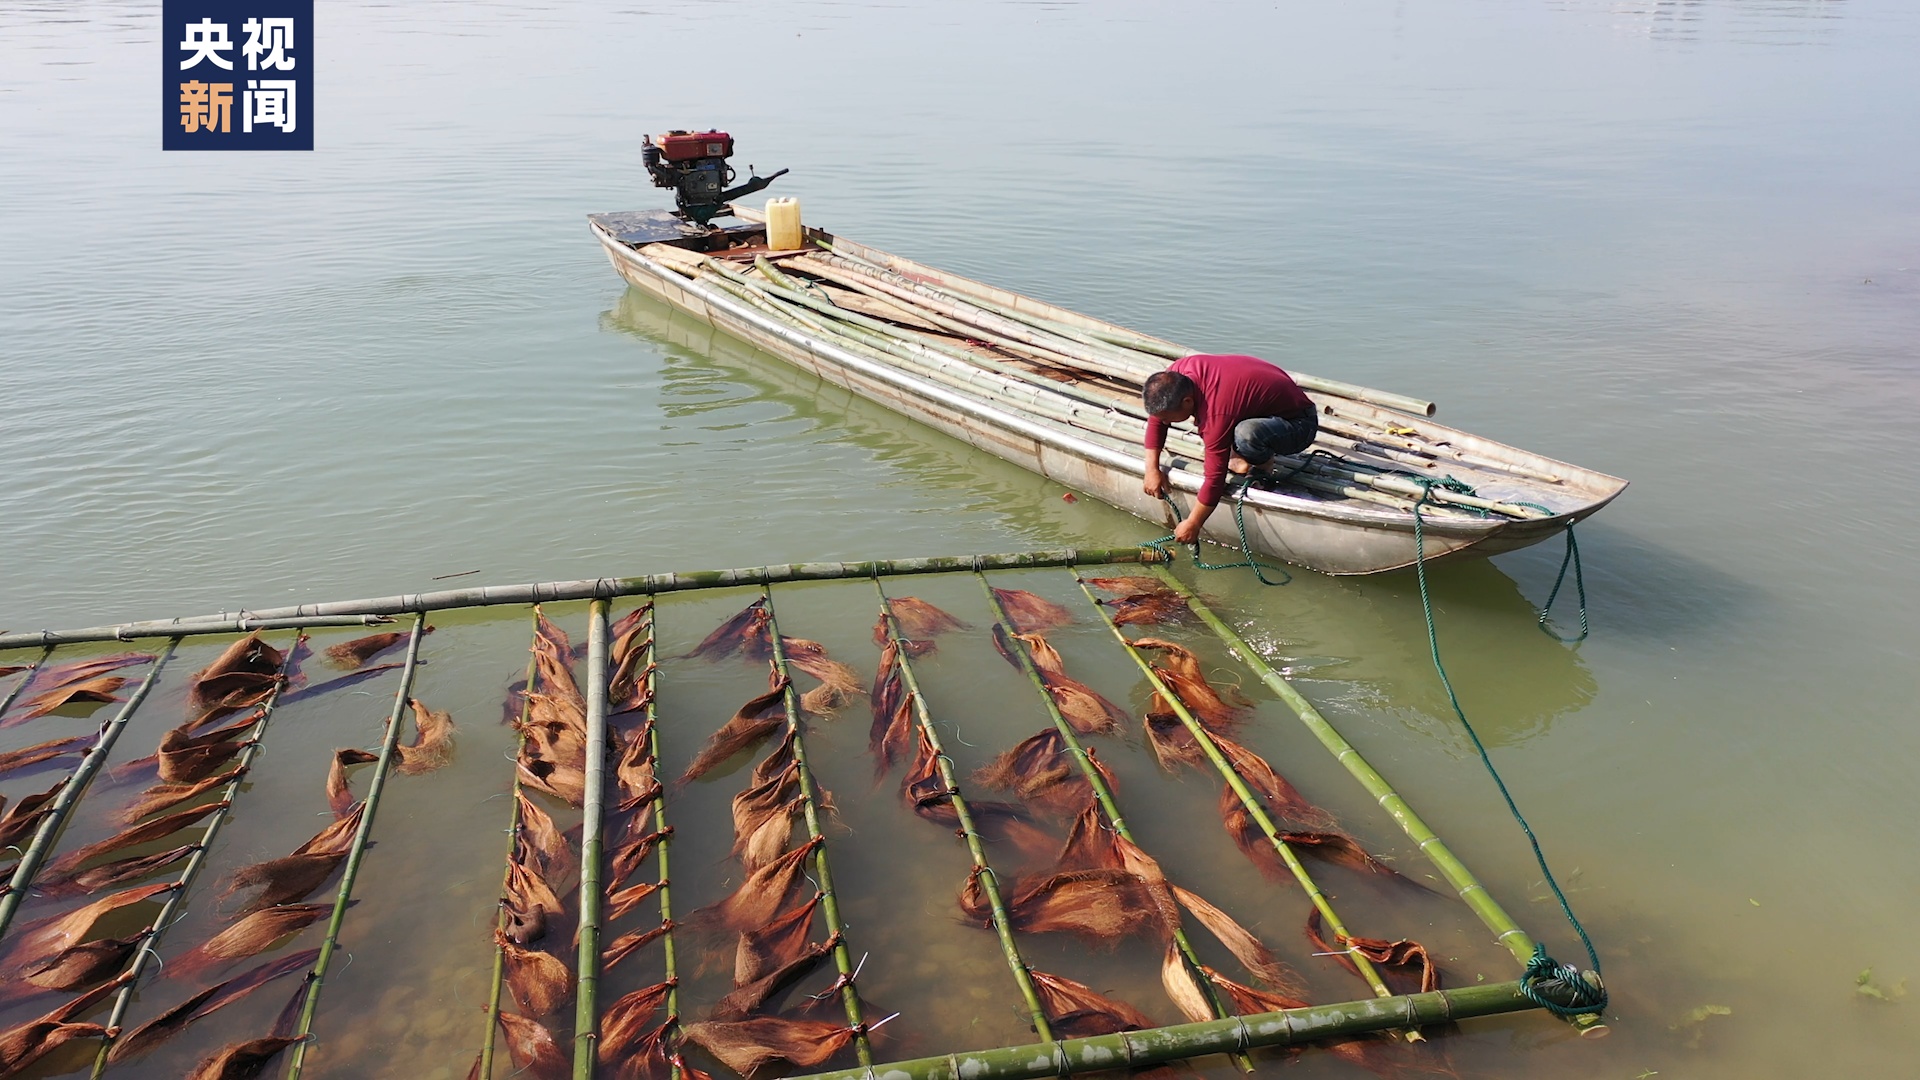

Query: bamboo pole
[89,630,307,1076]
[284,615,428,1077]
[872,581,1053,1042]
[809,240,1439,417]
[697,266,1160,448]
[0,615,392,651]
[1141,570,1607,1037]
[758,589,872,1066]
[726,259,1132,416]
[0,639,179,940]
[0,646,54,719]
[633,608,681,1080]
[1064,577,1411,1035]
[0,550,1165,651]
[573,600,612,1077]
[798,255,1155,385]
[788,979,1558,1080]
[478,613,544,1080]
[724,207,1440,419]
[973,577,1248,1070]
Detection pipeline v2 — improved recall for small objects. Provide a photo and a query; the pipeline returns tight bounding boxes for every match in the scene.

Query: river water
[2,2,1917,1078]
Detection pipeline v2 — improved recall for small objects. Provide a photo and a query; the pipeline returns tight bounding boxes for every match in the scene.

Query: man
[1141,353,1318,544]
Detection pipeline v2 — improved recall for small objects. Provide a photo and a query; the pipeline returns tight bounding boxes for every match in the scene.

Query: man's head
[1143,370,1196,422]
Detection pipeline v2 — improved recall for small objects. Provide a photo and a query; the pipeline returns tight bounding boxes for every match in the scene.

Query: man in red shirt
[1141,354,1318,543]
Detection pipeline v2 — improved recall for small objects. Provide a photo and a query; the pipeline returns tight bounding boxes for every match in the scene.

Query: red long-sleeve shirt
[1143,354,1313,505]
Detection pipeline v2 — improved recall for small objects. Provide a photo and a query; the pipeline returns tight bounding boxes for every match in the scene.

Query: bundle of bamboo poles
[643,245,1545,521]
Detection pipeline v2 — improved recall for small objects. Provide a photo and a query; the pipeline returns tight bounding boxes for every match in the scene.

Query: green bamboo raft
[0,547,1605,1080]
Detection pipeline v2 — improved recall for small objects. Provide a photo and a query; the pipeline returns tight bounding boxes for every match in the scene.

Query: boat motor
[641,130,788,226]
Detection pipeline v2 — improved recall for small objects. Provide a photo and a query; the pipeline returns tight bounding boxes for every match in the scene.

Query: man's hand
[1172,500,1216,545]
[1143,466,1167,499]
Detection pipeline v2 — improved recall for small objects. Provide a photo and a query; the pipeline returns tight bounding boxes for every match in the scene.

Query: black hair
[1142,370,1195,416]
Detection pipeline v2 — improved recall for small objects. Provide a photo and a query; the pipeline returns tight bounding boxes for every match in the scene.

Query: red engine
[655,130,733,163]
[640,128,785,226]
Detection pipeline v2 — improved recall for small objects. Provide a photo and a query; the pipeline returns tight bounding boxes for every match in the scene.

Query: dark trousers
[1232,411,1319,464]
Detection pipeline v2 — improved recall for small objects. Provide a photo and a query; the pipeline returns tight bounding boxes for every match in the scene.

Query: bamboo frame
[973,576,1247,1070]
[758,588,872,1066]
[787,979,1560,1080]
[477,612,545,1080]
[872,580,1053,1042]
[0,550,1164,651]
[1144,569,1607,1036]
[284,615,428,1077]
[1064,576,1410,1032]
[89,629,307,1076]
[573,600,612,1076]
[0,639,179,939]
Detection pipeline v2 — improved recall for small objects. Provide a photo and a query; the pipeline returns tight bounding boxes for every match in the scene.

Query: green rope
[1536,526,1590,642]
[1408,482,1606,1017]
[1147,482,1292,586]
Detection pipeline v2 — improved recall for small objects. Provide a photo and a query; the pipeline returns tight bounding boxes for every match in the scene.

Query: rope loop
[1536,525,1590,642]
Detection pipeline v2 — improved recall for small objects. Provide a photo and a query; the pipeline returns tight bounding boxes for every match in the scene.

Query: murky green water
[4,2,1918,1078]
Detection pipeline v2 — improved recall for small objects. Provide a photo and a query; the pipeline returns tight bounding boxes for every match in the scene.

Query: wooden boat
[587,206,1627,575]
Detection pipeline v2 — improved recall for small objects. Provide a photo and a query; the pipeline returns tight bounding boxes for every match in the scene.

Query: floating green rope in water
[1409,480,1607,1017]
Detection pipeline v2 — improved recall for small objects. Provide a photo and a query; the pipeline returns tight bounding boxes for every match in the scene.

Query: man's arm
[1142,417,1169,497]
[1174,428,1233,543]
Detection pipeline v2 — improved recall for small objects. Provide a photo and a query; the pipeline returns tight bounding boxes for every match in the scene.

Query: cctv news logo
[163,2,313,150]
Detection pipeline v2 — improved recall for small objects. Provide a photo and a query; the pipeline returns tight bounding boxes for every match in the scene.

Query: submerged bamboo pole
[284,615,428,1077]
[759,589,873,1066]
[0,549,1164,650]
[0,639,179,940]
[0,646,54,719]
[789,979,1559,1080]
[1064,577,1409,1034]
[973,577,1247,1069]
[478,613,544,1080]
[633,608,682,1080]
[1143,570,1607,1037]
[573,600,612,1077]
[872,580,1053,1042]
[89,630,307,1075]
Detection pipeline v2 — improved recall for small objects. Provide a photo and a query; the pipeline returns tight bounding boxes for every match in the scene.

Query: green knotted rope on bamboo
[1407,482,1607,1018]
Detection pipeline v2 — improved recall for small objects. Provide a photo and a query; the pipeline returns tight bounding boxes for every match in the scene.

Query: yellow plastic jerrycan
[765,197,803,251]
